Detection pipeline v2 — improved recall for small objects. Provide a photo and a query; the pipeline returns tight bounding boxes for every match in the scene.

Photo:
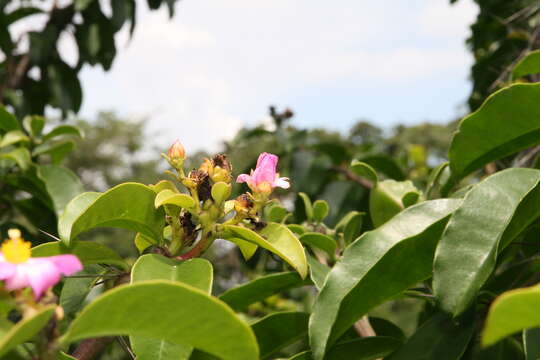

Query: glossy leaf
[149,180,179,194]
[386,313,474,360]
[60,265,103,317]
[351,160,378,184]
[223,223,308,278]
[512,50,540,80]
[67,183,165,244]
[60,281,259,360]
[32,241,128,269]
[290,337,402,360]
[482,284,540,347]
[58,192,100,242]
[225,236,258,260]
[37,165,84,216]
[309,199,461,360]
[134,232,157,253]
[433,168,540,316]
[0,306,55,357]
[0,130,29,148]
[131,254,212,293]
[306,255,330,290]
[299,232,336,258]
[155,189,195,210]
[219,272,309,311]
[130,255,213,360]
[253,312,309,359]
[312,200,330,222]
[447,83,540,185]
[42,125,83,142]
[369,179,420,227]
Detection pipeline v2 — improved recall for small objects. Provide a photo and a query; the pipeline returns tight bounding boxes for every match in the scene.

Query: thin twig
[332,165,373,189]
[116,336,136,360]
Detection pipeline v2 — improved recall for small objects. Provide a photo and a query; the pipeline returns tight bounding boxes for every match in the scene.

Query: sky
[77,0,479,151]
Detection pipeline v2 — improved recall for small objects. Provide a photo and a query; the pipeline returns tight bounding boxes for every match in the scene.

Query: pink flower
[236,152,290,193]
[0,229,83,299]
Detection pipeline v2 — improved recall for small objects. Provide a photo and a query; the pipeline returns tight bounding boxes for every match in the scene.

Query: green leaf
[334,211,364,245]
[32,140,75,164]
[211,182,231,205]
[0,305,55,357]
[426,162,449,199]
[512,50,540,80]
[223,236,258,260]
[298,192,313,220]
[0,131,29,148]
[134,232,157,253]
[299,232,336,258]
[66,183,165,244]
[155,189,195,210]
[42,125,83,142]
[289,337,403,360]
[131,254,212,293]
[524,328,540,360]
[32,241,128,270]
[252,312,309,359]
[219,272,309,312]
[264,203,289,223]
[287,224,305,236]
[130,255,213,360]
[47,61,82,113]
[351,160,378,184]
[369,179,420,227]
[58,192,100,242]
[0,148,31,170]
[37,165,84,217]
[447,83,540,186]
[358,154,406,181]
[222,223,308,278]
[307,255,330,290]
[0,107,20,132]
[60,265,103,317]
[309,199,461,360]
[482,284,540,347]
[433,168,540,316]
[149,180,179,194]
[22,115,45,137]
[386,313,474,360]
[60,281,259,360]
[312,200,330,222]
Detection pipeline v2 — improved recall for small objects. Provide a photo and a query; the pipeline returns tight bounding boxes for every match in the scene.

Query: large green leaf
[252,312,309,359]
[130,255,213,360]
[290,337,403,360]
[60,281,259,360]
[222,223,308,278]
[32,241,128,269]
[58,192,100,242]
[447,83,540,186]
[386,313,474,360]
[37,165,84,217]
[369,179,420,227]
[219,272,309,312]
[65,183,165,244]
[482,284,540,347]
[433,168,540,316]
[0,305,55,357]
[309,199,461,360]
[512,50,540,80]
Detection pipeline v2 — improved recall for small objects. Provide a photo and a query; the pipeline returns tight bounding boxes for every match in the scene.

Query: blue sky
[78,0,478,151]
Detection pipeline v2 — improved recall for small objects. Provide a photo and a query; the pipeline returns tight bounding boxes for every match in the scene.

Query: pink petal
[256,153,278,170]
[4,265,31,291]
[274,177,290,189]
[236,174,252,184]
[48,255,83,275]
[24,259,61,299]
[0,259,16,280]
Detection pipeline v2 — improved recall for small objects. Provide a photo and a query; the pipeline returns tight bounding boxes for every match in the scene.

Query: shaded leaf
[289,337,403,360]
[369,179,420,227]
[37,165,84,217]
[299,232,336,258]
[512,50,540,80]
[253,312,309,359]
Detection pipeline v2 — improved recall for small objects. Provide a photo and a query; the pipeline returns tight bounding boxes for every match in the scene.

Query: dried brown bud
[234,194,255,216]
[199,158,214,175]
[212,154,232,172]
[210,154,232,183]
[189,170,211,202]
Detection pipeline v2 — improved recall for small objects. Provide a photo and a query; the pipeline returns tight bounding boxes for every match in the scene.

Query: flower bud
[210,154,232,183]
[166,140,186,169]
[199,158,214,176]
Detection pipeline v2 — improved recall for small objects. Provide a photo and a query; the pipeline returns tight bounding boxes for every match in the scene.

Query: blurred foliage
[451,0,540,110]
[0,0,180,118]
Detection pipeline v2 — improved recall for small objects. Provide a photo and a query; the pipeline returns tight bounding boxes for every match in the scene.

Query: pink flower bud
[236,152,290,193]
[168,140,186,161]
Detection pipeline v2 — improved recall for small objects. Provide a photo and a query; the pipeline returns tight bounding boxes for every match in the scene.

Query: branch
[331,165,374,189]
[71,337,114,360]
